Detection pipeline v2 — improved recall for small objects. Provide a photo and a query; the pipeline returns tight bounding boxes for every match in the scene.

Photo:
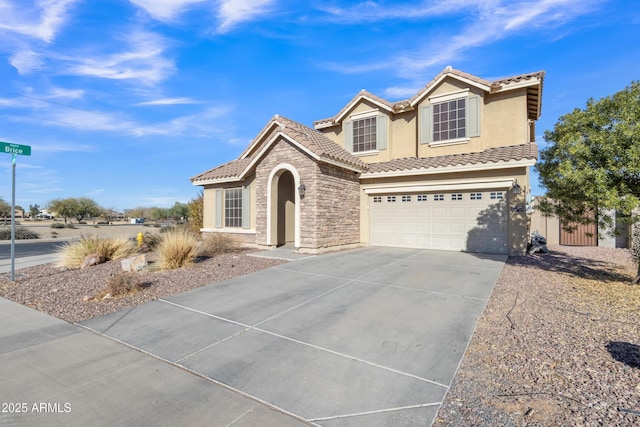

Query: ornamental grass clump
[157,228,199,270]
[57,234,136,269]
[0,226,40,240]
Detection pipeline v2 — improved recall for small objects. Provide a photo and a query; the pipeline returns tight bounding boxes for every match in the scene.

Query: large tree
[536,81,640,282]
[48,197,103,223]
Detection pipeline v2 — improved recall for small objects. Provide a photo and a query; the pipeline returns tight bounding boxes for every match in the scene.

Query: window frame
[224,187,243,228]
[352,115,377,153]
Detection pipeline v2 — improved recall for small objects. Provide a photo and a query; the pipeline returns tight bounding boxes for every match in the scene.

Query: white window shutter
[467,95,481,138]
[215,189,222,228]
[344,121,353,152]
[241,186,250,229]
[376,114,387,150]
[420,105,432,144]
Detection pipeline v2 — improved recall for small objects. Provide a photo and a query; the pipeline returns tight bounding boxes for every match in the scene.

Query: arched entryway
[276,171,295,246]
[267,164,301,247]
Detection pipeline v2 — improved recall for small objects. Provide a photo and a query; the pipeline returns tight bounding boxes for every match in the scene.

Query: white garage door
[370,191,508,254]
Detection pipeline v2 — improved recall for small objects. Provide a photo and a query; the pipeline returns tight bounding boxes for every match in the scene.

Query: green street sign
[0,142,31,156]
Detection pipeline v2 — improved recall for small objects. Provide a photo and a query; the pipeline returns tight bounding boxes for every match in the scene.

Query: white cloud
[44,87,85,99]
[64,31,175,84]
[129,105,233,136]
[323,0,604,78]
[216,0,277,33]
[9,49,44,74]
[136,97,199,106]
[383,86,421,100]
[0,0,78,43]
[129,0,207,22]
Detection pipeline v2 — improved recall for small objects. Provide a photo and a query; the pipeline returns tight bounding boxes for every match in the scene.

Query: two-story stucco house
[191,66,544,255]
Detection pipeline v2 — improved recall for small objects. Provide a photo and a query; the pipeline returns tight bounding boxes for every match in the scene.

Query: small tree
[0,197,10,224]
[536,81,640,283]
[188,191,203,233]
[48,198,78,224]
[74,197,103,222]
[29,204,40,218]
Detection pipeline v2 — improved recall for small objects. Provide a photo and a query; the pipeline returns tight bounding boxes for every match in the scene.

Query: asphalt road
[0,241,65,260]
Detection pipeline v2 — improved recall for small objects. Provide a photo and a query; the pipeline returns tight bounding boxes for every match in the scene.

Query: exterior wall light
[512,180,521,195]
[298,183,306,198]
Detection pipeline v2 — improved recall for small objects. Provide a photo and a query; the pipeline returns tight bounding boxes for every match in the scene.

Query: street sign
[0,141,31,156]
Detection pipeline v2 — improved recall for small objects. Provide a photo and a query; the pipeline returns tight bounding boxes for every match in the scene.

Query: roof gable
[314,66,545,129]
[191,115,366,185]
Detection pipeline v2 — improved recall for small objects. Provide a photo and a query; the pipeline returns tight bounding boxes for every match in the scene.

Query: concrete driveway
[80,246,506,426]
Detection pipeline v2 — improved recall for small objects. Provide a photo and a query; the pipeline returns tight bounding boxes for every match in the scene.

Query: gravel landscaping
[1,240,639,426]
[0,250,285,323]
[435,245,640,426]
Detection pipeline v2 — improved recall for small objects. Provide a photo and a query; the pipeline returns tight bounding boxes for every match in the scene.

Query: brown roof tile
[190,156,254,183]
[191,116,367,183]
[364,144,538,175]
[275,116,367,170]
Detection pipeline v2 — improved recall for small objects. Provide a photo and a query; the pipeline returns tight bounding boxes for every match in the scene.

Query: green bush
[157,228,199,270]
[65,223,77,229]
[50,222,66,229]
[0,226,40,240]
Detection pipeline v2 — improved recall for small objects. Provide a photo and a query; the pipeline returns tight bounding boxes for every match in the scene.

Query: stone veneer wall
[253,136,361,251]
[312,164,360,248]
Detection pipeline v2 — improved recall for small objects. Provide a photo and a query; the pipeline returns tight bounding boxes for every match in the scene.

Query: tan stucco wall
[318,76,531,164]
[201,174,256,231]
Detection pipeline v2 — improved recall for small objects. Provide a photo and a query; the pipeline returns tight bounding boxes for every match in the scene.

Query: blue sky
[0,0,638,212]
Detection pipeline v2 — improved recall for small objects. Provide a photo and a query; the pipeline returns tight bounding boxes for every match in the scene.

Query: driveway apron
[80,247,506,426]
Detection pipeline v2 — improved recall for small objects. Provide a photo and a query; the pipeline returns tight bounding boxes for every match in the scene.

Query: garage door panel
[370,192,508,254]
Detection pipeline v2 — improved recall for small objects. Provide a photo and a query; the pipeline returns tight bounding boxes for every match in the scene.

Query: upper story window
[433,99,466,142]
[352,116,377,152]
[421,92,480,146]
[344,111,388,154]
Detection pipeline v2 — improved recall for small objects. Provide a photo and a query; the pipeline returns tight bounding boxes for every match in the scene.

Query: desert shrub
[157,228,199,270]
[199,233,239,256]
[57,234,136,269]
[159,225,177,234]
[0,226,40,240]
[50,222,66,229]
[106,272,142,297]
[141,232,162,250]
[65,223,77,229]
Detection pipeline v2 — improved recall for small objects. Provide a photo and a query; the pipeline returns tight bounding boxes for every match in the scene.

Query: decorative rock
[121,254,148,272]
[81,253,105,269]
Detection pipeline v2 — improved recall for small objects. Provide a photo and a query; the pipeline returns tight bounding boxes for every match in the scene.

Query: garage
[369,190,509,254]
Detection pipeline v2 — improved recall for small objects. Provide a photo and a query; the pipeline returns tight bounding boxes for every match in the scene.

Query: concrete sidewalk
[0,254,61,274]
[0,297,312,427]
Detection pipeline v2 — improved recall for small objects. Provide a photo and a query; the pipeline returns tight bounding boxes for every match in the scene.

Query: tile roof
[191,115,366,184]
[190,156,254,183]
[364,143,538,175]
[314,66,545,128]
[275,116,367,170]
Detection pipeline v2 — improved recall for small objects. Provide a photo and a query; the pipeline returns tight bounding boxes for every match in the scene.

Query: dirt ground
[8,220,162,240]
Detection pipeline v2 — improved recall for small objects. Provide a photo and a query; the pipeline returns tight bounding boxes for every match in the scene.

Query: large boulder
[121,254,148,272]
[81,253,105,269]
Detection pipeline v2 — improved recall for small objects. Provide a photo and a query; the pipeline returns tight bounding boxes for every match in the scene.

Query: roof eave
[361,158,537,179]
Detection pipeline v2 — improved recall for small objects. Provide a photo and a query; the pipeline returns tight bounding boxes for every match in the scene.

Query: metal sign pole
[10,154,16,281]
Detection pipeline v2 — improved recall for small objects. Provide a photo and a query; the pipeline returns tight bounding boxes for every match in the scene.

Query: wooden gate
[559,221,597,246]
